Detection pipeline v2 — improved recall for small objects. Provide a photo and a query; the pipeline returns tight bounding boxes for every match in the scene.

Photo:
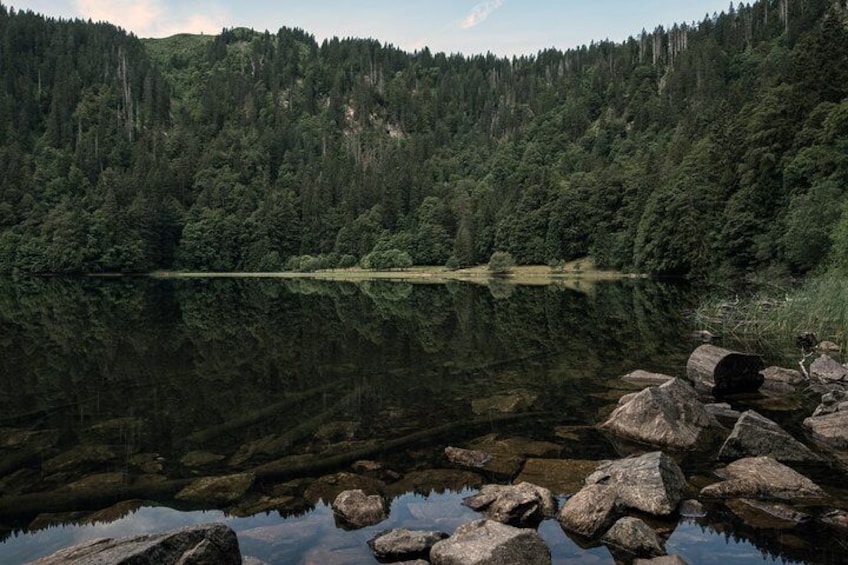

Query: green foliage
[1,1,847,278]
[361,248,413,270]
[488,251,515,275]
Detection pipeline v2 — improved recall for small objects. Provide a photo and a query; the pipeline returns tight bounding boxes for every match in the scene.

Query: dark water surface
[0,277,843,564]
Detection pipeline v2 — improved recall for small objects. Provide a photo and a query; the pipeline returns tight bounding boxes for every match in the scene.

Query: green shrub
[488,251,514,275]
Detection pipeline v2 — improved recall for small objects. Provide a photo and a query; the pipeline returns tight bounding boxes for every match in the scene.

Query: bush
[361,248,413,270]
[445,255,460,271]
[337,254,358,268]
[488,251,514,275]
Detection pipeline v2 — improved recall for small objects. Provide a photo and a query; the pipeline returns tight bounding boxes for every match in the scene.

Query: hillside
[1,0,847,278]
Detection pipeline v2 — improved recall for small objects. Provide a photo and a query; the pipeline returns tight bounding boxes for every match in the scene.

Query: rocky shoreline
[21,344,848,564]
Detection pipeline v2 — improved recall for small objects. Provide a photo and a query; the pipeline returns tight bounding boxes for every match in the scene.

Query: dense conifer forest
[0,0,847,278]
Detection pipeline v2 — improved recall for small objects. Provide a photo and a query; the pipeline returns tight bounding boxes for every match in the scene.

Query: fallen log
[686,344,764,395]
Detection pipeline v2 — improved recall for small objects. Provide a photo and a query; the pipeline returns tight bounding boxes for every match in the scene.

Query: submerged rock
[621,370,675,386]
[701,456,828,500]
[331,489,388,530]
[463,482,557,526]
[303,471,385,505]
[718,410,822,462]
[175,473,255,506]
[515,459,598,496]
[471,389,538,415]
[430,519,551,565]
[29,523,241,564]
[180,450,225,468]
[634,557,690,565]
[466,435,562,478]
[368,528,448,562]
[445,446,491,468]
[601,516,665,559]
[599,379,722,450]
[725,499,812,529]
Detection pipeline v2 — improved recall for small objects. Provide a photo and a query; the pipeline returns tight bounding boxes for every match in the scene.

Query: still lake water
[0,276,843,564]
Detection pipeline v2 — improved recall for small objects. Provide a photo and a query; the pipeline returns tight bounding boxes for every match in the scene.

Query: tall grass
[692,276,848,350]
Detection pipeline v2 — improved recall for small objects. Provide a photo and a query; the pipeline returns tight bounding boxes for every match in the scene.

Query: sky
[7,1,735,56]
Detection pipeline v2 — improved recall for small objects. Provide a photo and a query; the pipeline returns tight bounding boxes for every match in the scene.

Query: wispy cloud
[460,0,505,30]
[73,0,229,37]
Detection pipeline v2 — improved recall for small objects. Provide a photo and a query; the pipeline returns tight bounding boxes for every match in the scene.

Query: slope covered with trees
[0,0,847,278]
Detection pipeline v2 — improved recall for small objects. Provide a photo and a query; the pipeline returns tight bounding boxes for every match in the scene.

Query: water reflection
[2,276,838,563]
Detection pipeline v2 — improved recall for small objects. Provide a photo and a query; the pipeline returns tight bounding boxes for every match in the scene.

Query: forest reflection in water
[1,276,837,564]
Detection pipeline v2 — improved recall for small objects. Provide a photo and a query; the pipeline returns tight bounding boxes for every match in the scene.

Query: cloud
[460,0,504,30]
[73,0,229,37]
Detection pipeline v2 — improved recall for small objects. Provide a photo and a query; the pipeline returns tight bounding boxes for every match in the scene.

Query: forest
[0,0,847,279]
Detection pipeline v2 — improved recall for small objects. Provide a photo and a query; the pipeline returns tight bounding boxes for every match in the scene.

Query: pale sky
[7,1,734,56]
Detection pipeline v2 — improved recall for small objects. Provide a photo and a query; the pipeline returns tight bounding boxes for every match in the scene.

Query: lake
[0,276,844,564]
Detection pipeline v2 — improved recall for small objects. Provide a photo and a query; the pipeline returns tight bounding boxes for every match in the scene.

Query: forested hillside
[1,0,847,277]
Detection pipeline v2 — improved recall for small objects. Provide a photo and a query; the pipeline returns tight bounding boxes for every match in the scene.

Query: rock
[175,473,255,506]
[430,519,551,565]
[445,446,491,468]
[718,410,822,462]
[601,516,665,558]
[0,428,60,450]
[818,341,842,352]
[810,354,848,381]
[315,420,360,442]
[63,472,127,492]
[515,459,598,495]
[462,482,557,526]
[557,483,621,538]
[634,557,689,565]
[691,330,718,341]
[599,379,722,450]
[701,456,828,500]
[803,410,848,448]
[584,452,687,516]
[81,418,145,444]
[621,370,675,386]
[303,471,385,505]
[686,345,764,394]
[368,528,448,562]
[227,495,304,518]
[725,499,811,529]
[678,500,706,518]
[42,445,118,475]
[761,366,805,385]
[811,391,848,417]
[28,523,241,564]
[180,451,225,468]
[818,509,848,530]
[129,453,164,474]
[466,435,562,478]
[471,389,537,415]
[705,403,741,422]
[331,489,388,530]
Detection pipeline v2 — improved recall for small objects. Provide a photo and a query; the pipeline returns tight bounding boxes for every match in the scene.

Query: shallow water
[0,277,843,564]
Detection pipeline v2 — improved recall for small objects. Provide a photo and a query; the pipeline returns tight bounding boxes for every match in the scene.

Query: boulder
[601,516,665,558]
[810,354,848,381]
[621,370,675,386]
[515,459,598,495]
[368,528,448,562]
[331,489,388,530]
[803,410,848,449]
[557,483,621,538]
[686,345,764,394]
[42,445,118,475]
[445,446,491,468]
[700,456,828,500]
[29,523,241,564]
[462,482,557,526]
[811,391,848,417]
[430,519,551,565]
[717,410,822,462]
[704,403,741,422]
[818,509,848,530]
[599,379,723,450]
[466,435,562,478]
[175,473,255,506]
[678,500,706,518]
[584,452,687,516]
[761,366,805,386]
[818,341,842,353]
[180,451,225,468]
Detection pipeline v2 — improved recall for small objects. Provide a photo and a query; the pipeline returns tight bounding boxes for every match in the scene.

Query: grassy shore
[149,258,643,289]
